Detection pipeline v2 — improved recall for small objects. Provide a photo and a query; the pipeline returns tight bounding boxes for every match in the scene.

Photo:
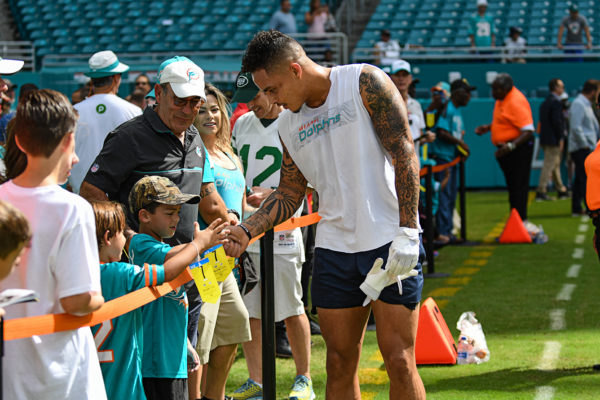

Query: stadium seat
[59,45,80,54]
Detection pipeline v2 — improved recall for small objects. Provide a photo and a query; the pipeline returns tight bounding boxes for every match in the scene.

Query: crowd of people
[1,15,600,400]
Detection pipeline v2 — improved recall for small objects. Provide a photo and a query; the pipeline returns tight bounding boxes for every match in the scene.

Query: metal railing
[352,45,600,63]
[0,41,35,71]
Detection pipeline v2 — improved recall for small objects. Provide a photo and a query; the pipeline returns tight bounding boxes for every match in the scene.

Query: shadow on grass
[423,366,600,393]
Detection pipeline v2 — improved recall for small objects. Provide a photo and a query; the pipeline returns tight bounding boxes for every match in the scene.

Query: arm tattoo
[200,183,215,198]
[359,65,420,229]
[243,142,307,237]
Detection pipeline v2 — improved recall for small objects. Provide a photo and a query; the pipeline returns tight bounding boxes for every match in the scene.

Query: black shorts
[311,241,424,309]
[142,377,187,400]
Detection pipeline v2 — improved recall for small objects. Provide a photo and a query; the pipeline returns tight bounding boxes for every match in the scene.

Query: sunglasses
[135,81,150,86]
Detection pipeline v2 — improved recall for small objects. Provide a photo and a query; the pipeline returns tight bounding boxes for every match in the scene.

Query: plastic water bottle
[456,336,472,365]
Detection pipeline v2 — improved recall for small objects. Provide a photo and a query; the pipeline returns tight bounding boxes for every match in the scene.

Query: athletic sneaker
[289,375,315,400]
[229,378,263,400]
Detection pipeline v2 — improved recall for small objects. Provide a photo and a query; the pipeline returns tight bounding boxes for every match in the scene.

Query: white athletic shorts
[244,251,305,322]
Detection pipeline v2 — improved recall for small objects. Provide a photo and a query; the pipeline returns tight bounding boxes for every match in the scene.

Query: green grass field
[224,191,600,399]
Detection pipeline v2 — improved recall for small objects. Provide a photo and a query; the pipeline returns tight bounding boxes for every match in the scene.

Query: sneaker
[308,317,321,335]
[557,190,570,199]
[289,375,315,400]
[535,192,552,201]
[229,378,263,400]
[276,324,293,358]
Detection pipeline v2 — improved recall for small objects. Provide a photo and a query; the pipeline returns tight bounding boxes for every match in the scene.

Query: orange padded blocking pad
[498,208,532,244]
[415,297,457,365]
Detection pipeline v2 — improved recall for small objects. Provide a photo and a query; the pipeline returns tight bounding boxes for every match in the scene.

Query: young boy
[90,201,228,400]
[128,175,227,400]
[0,89,106,399]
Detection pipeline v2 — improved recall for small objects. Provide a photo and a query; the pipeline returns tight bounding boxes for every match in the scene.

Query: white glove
[360,258,419,306]
[386,228,420,277]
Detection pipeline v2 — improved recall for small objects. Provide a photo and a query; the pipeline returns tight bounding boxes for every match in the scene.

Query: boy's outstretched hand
[194,219,230,249]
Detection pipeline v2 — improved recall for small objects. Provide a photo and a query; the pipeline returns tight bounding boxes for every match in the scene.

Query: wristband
[190,241,200,259]
[227,208,240,220]
[239,223,252,241]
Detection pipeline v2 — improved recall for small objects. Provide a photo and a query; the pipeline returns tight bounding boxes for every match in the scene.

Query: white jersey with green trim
[232,111,304,256]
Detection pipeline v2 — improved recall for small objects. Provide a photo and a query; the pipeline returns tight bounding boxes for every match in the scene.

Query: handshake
[359,228,421,306]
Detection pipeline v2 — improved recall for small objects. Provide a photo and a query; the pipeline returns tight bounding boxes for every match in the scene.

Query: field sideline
[225,191,600,399]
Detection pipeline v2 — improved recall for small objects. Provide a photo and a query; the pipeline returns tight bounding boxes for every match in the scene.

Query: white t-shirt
[406,96,425,140]
[375,40,401,65]
[277,64,405,253]
[70,93,142,193]
[0,181,106,400]
[232,112,304,256]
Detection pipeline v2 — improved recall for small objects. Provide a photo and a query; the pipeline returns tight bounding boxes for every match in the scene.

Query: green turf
[224,191,600,399]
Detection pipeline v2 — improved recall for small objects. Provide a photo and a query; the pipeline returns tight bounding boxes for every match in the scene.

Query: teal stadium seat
[59,45,80,54]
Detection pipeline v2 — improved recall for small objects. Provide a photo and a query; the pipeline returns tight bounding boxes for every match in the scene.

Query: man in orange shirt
[585,139,600,259]
[475,73,535,222]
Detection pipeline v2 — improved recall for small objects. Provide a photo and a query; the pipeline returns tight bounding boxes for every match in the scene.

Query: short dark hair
[241,30,304,74]
[0,200,31,258]
[91,75,115,88]
[14,89,78,157]
[492,73,514,91]
[548,78,562,92]
[582,79,600,95]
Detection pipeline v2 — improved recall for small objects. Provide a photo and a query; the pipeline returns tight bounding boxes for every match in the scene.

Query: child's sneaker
[289,375,315,400]
[229,378,263,400]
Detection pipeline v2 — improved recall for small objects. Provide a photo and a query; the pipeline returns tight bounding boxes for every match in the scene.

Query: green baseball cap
[231,72,260,103]
[128,175,200,216]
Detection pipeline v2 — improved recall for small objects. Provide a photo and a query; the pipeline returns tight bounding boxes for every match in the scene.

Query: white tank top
[277,64,402,253]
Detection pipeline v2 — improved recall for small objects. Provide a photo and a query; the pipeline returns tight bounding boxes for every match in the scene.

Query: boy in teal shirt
[468,0,496,48]
[127,175,229,400]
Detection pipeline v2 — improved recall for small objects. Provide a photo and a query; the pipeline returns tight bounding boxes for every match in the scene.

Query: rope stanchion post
[459,158,467,241]
[260,229,276,400]
[425,164,435,274]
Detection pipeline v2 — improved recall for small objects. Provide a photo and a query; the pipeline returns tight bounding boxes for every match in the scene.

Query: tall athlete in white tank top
[225,31,426,399]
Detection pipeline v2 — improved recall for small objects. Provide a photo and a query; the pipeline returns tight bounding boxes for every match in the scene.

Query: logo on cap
[237,75,249,88]
[187,68,200,81]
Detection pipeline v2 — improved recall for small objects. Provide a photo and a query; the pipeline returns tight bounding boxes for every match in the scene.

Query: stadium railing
[0,41,35,71]
[352,45,600,63]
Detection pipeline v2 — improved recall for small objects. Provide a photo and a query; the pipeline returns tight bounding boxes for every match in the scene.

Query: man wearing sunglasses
[69,50,142,193]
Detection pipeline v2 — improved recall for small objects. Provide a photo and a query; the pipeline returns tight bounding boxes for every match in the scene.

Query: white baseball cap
[477,0,488,6]
[0,57,24,75]
[85,50,129,78]
[389,59,411,74]
[157,56,206,100]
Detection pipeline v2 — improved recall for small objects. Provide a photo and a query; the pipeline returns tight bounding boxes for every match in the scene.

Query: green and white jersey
[92,262,165,400]
[232,111,304,256]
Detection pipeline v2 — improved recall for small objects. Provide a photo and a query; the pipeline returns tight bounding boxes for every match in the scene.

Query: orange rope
[419,156,462,177]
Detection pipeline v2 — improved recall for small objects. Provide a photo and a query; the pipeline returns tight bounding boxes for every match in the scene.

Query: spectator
[505,26,527,63]
[270,0,297,34]
[468,0,496,50]
[144,87,156,108]
[0,78,16,107]
[424,82,451,129]
[568,79,600,216]
[374,29,401,65]
[133,73,152,95]
[0,200,30,281]
[191,83,251,400]
[557,3,592,60]
[305,0,328,36]
[225,30,425,400]
[127,89,146,109]
[429,79,475,245]
[0,83,38,145]
[475,73,535,223]
[536,78,569,201]
[0,89,105,399]
[69,50,142,194]
[228,72,313,400]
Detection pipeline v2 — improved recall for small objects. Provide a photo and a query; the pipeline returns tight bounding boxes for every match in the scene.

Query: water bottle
[456,336,472,365]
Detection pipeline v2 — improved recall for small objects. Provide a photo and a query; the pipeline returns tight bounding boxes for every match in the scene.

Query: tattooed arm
[198,182,238,225]
[224,141,307,257]
[359,64,420,229]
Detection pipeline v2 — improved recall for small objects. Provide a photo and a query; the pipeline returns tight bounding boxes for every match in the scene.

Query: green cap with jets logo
[231,72,260,103]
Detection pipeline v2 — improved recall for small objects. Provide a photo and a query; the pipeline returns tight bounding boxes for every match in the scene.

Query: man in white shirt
[69,50,142,193]
[374,29,401,66]
[225,31,425,399]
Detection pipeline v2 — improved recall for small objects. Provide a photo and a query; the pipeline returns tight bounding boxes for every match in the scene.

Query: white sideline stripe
[537,341,561,370]
[549,309,565,330]
[566,264,582,278]
[578,224,589,232]
[574,234,585,244]
[572,248,584,259]
[556,284,576,301]
[581,215,589,223]
[534,386,556,400]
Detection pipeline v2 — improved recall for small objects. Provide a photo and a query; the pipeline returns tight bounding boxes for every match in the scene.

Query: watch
[507,142,515,151]
[227,208,240,220]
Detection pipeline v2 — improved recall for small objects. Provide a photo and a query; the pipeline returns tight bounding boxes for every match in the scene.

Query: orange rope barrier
[4,213,321,341]
[419,156,462,177]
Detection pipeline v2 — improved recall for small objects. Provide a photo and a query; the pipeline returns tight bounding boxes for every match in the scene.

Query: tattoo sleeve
[359,65,420,229]
[243,141,307,237]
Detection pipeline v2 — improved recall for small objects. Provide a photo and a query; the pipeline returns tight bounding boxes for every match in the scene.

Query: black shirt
[84,106,210,245]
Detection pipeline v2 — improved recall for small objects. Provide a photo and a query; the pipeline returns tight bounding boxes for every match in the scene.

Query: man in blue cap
[69,50,142,193]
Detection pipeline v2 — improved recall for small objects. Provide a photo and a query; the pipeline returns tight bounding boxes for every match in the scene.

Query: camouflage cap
[128,175,200,216]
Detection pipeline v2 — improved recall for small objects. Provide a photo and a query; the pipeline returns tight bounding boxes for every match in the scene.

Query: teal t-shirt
[468,14,495,47]
[429,102,464,163]
[129,234,189,379]
[91,262,165,400]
